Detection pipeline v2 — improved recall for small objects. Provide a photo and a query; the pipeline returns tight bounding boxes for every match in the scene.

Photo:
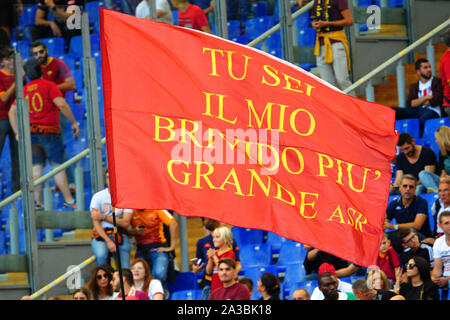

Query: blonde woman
[367,269,392,291]
[418,125,450,192]
[206,226,236,293]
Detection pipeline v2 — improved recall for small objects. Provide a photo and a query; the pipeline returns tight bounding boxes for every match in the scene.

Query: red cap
[318,263,336,275]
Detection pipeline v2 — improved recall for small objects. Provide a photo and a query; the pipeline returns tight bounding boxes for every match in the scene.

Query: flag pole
[112,207,126,300]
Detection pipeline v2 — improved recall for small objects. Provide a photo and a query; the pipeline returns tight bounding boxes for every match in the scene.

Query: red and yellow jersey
[131,209,175,246]
[24,79,63,128]
[41,57,72,87]
[0,69,15,119]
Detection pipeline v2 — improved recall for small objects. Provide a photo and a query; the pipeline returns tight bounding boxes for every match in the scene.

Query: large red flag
[100,8,398,267]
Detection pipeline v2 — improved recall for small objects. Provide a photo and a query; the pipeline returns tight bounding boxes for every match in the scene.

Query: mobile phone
[137,225,146,230]
[191,258,202,265]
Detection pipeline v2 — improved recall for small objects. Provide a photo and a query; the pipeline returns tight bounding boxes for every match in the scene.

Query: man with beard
[390,133,437,195]
[392,59,444,135]
[385,174,433,253]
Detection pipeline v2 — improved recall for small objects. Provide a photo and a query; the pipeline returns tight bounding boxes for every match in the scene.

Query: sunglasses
[406,263,417,269]
[96,273,109,280]
[32,49,45,56]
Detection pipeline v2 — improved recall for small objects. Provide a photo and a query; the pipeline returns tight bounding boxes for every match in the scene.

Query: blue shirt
[386,195,432,237]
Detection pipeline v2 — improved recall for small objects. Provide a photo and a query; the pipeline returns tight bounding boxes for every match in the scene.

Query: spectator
[397,228,434,270]
[128,208,177,286]
[190,0,214,27]
[352,278,401,300]
[89,169,132,268]
[171,0,212,33]
[310,262,353,300]
[400,256,440,300]
[303,246,361,281]
[192,218,241,300]
[0,0,23,39]
[385,174,433,253]
[431,211,450,297]
[256,272,280,300]
[419,127,450,193]
[104,0,133,15]
[8,58,79,210]
[366,268,393,291]
[205,226,237,293]
[392,58,444,135]
[130,258,164,300]
[112,268,150,300]
[292,288,310,300]
[390,133,437,195]
[32,0,82,52]
[317,272,351,300]
[31,40,76,191]
[0,46,20,194]
[87,265,115,300]
[238,277,253,296]
[297,0,354,96]
[135,0,174,24]
[440,28,450,116]
[429,177,450,240]
[72,287,90,300]
[376,233,401,284]
[209,258,250,300]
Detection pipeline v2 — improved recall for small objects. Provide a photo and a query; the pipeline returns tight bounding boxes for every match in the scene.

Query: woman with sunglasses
[399,256,440,300]
[130,258,164,300]
[87,265,115,300]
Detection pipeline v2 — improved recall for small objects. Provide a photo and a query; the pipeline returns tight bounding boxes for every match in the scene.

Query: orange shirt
[131,209,174,246]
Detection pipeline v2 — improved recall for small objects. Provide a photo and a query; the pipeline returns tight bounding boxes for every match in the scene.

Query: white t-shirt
[433,235,450,277]
[89,188,133,229]
[135,0,173,24]
[432,199,449,234]
[133,279,164,300]
[310,279,353,300]
[418,78,441,116]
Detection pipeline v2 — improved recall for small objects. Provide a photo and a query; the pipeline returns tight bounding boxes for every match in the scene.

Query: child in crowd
[377,233,401,285]
[206,226,236,293]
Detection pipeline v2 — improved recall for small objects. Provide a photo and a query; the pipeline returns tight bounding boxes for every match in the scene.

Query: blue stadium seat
[230,35,249,45]
[227,20,241,39]
[86,1,100,27]
[275,241,306,272]
[69,34,100,58]
[18,5,38,27]
[172,10,178,25]
[395,118,420,140]
[231,227,264,247]
[12,40,31,59]
[268,47,282,59]
[422,117,450,156]
[265,231,290,255]
[244,16,275,40]
[170,289,203,300]
[420,192,439,233]
[298,28,316,46]
[266,30,281,50]
[239,243,272,268]
[40,37,66,57]
[251,1,269,17]
[287,280,315,299]
[283,263,307,289]
[388,0,404,7]
[167,272,198,294]
[299,63,316,72]
[242,264,278,299]
[294,13,311,30]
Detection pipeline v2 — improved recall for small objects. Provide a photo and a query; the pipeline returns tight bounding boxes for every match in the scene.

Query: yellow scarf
[314,29,351,71]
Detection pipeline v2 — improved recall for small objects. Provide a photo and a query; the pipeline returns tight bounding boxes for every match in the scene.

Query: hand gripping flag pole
[112,207,126,300]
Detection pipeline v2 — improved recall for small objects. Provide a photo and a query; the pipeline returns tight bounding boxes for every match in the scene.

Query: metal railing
[29,255,96,300]
[343,16,450,104]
